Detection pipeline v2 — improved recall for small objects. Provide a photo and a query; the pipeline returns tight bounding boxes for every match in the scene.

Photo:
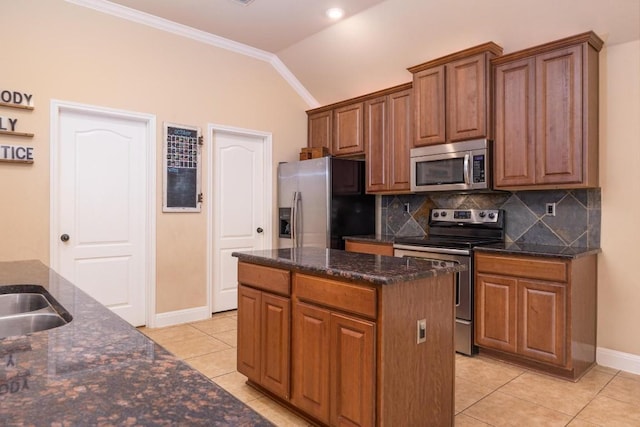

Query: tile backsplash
[381,189,601,247]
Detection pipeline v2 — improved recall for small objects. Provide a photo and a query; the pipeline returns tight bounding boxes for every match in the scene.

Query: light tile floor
[139,312,640,426]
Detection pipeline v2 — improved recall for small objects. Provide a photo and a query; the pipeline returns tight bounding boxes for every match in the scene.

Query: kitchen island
[0,260,272,426]
[232,247,466,427]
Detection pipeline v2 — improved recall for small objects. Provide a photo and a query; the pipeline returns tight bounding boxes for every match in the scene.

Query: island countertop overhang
[232,247,466,286]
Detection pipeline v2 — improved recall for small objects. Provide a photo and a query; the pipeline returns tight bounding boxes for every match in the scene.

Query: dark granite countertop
[232,247,466,285]
[344,235,601,260]
[0,260,272,426]
[474,242,602,259]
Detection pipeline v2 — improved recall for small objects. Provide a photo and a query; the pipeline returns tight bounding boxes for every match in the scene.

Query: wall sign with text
[0,88,35,139]
[163,122,202,212]
[0,144,34,163]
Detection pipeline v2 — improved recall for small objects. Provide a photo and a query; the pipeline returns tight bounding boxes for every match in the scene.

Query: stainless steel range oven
[393,209,504,355]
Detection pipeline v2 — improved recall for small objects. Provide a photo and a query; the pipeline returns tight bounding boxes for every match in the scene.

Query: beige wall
[598,39,640,356]
[0,1,307,314]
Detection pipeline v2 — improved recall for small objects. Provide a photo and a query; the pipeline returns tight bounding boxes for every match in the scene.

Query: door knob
[256,227,263,234]
[60,234,70,242]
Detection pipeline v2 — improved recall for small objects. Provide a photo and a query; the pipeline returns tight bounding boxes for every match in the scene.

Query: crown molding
[65,0,319,108]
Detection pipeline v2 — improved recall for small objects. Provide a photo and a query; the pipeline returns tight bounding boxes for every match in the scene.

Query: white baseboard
[597,347,640,375]
[151,305,210,328]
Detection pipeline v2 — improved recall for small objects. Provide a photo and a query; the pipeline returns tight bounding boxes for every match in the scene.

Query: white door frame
[50,100,157,327]
[207,123,273,314]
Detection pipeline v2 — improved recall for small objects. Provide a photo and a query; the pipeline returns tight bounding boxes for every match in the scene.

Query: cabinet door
[364,96,387,192]
[475,274,517,353]
[447,53,488,141]
[387,88,413,191]
[518,279,566,366]
[237,285,261,383]
[291,301,331,424]
[333,103,364,156]
[261,293,291,398]
[308,110,333,153]
[494,57,536,188]
[330,313,376,427]
[535,45,583,185]
[413,65,446,146]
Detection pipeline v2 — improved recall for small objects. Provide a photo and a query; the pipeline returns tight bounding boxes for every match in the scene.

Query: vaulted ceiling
[103,0,640,106]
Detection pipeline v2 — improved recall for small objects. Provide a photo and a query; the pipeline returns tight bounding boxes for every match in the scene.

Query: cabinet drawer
[294,274,377,320]
[345,240,394,257]
[475,253,567,282]
[238,262,291,296]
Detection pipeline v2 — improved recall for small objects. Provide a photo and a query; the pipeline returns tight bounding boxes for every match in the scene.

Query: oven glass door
[394,248,472,321]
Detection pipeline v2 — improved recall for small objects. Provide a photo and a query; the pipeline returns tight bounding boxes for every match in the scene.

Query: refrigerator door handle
[291,192,299,248]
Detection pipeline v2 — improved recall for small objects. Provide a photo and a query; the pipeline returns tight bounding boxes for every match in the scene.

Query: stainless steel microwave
[410,139,491,192]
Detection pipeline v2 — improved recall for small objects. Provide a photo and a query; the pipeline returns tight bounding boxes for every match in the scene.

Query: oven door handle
[393,244,470,256]
[455,272,461,307]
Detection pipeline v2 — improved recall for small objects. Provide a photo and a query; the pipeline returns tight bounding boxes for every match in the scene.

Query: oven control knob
[488,212,496,219]
[440,211,447,217]
[479,211,486,218]
[433,212,439,218]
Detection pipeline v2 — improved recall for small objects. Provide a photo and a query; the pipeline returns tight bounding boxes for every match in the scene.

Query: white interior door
[210,127,271,313]
[53,105,152,326]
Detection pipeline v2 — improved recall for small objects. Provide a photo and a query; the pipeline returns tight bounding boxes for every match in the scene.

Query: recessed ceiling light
[326,7,344,20]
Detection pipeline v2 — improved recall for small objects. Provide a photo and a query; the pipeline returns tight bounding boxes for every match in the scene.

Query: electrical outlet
[404,203,410,213]
[417,319,426,344]
[546,203,556,216]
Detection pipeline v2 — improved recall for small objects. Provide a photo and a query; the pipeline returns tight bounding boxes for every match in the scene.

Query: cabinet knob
[60,234,70,242]
[256,227,263,234]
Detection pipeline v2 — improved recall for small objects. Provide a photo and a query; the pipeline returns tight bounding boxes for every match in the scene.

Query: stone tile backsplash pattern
[381,189,601,247]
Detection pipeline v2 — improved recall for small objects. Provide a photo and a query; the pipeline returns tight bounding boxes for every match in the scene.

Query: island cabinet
[364,86,413,193]
[237,262,291,399]
[291,274,376,426]
[408,42,503,147]
[474,252,597,380]
[492,31,603,190]
[235,254,456,426]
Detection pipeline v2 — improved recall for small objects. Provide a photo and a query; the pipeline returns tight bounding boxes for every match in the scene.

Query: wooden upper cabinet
[307,110,332,153]
[364,95,387,191]
[364,86,413,193]
[535,45,583,185]
[387,88,413,191]
[412,65,446,146]
[333,102,364,156]
[494,57,536,187]
[409,43,502,147]
[493,31,603,190]
[447,53,489,141]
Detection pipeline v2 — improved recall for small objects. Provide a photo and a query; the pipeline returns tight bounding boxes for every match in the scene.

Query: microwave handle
[463,154,471,185]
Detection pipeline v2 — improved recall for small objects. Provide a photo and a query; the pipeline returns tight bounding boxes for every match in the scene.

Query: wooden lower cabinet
[291,301,331,423]
[292,302,375,426]
[517,279,566,366]
[237,262,291,399]
[330,313,375,427]
[238,285,290,398]
[475,252,596,380]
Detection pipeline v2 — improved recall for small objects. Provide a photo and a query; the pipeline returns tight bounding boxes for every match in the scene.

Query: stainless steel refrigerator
[278,157,375,249]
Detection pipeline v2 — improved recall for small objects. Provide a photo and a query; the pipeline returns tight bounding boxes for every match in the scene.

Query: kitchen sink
[0,312,68,338]
[0,288,71,339]
[0,293,53,316]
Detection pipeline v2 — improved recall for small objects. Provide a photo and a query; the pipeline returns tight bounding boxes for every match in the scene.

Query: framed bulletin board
[163,122,202,212]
